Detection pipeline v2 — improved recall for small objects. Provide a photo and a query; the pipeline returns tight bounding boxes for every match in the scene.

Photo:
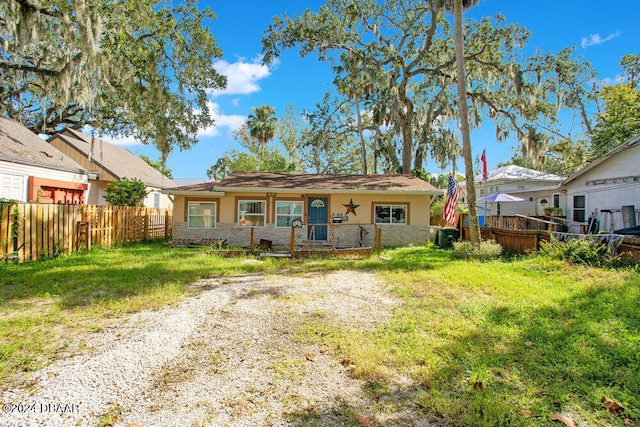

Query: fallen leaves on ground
[356,414,374,427]
[602,396,625,414]
[551,413,576,427]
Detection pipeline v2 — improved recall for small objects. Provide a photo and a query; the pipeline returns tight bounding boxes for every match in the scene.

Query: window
[188,202,216,228]
[276,201,303,227]
[374,204,407,225]
[553,194,560,209]
[153,192,160,208]
[0,173,25,201]
[573,195,586,222]
[238,200,266,227]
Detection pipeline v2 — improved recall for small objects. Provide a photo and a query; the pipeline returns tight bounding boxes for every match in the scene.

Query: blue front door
[307,197,328,240]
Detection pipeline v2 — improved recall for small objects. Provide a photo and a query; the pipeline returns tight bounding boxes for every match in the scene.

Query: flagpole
[481,148,488,226]
[484,177,487,224]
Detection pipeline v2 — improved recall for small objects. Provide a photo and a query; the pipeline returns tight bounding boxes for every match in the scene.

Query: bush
[104,178,148,206]
[539,236,610,267]
[452,239,502,260]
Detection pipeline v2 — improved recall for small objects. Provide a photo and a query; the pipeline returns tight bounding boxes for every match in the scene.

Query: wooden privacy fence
[0,203,172,263]
[463,227,550,253]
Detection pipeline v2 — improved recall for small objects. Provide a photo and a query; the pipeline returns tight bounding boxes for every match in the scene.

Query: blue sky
[106,0,639,179]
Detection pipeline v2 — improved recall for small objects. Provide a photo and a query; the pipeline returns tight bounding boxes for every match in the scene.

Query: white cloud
[208,56,274,97]
[197,101,246,137]
[581,31,621,49]
[601,74,626,86]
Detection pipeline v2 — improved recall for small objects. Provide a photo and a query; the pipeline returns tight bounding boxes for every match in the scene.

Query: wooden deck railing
[484,215,558,231]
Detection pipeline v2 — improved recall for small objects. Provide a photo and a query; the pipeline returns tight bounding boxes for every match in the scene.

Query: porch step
[259,252,291,258]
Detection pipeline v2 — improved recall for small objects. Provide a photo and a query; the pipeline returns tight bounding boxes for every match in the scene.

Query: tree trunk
[454,0,481,246]
[400,116,413,174]
[354,95,368,175]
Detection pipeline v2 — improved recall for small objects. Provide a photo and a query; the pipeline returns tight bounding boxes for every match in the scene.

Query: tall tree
[300,93,364,174]
[0,0,226,167]
[591,82,640,156]
[262,0,571,179]
[247,105,277,161]
[262,0,452,174]
[448,0,481,245]
[206,123,298,179]
[333,53,376,174]
[620,53,640,85]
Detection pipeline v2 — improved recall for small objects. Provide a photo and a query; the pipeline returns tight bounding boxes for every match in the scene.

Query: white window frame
[188,201,216,229]
[374,204,407,225]
[275,200,304,228]
[0,173,26,201]
[238,200,267,227]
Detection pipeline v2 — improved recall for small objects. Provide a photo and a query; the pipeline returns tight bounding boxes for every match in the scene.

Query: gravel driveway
[1,269,430,427]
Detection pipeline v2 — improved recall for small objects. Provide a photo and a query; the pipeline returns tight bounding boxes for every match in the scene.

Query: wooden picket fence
[0,203,172,263]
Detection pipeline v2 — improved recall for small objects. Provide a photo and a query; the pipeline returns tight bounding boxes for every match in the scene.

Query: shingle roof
[0,117,86,174]
[209,171,441,194]
[51,128,176,189]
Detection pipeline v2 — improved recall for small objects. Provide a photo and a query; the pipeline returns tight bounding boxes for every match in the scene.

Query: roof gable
[562,134,640,186]
[51,129,176,189]
[0,117,86,174]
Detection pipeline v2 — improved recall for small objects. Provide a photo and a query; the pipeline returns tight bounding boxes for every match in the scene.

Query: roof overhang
[212,186,442,196]
[0,155,87,175]
[161,189,226,197]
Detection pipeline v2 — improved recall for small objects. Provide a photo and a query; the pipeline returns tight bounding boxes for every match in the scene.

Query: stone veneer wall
[376,224,430,247]
[174,221,430,248]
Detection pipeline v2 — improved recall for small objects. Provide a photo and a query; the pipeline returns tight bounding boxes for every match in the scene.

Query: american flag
[481,149,488,181]
[443,175,460,225]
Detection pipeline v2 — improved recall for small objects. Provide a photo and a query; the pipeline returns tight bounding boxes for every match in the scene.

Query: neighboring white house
[48,129,176,208]
[0,117,89,203]
[460,165,565,217]
[561,134,640,233]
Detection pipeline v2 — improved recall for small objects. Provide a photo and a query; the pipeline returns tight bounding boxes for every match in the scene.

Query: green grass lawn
[1,242,638,426]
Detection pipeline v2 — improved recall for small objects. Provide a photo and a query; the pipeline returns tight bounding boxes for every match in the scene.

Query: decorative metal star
[343,198,360,216]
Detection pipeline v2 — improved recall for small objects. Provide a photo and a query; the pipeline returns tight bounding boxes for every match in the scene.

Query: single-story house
[0,117,89,203]
[561,134,640,233]
[164,171,443,247]
[460,165,564,217]
[47,129,175,208]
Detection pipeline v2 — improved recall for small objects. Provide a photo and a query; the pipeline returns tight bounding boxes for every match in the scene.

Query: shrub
[452,239,502,260]
[539,236,610,267]
[104,178,148,206]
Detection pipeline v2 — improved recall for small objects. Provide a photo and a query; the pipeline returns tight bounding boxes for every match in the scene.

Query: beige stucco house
[47,129,175,208]
[164,172,443,247]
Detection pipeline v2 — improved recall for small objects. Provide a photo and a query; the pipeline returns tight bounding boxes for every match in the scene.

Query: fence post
[164,210,170,238]
[144,211,149,241]
[331,224,336,255]
[290,226,295,258]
